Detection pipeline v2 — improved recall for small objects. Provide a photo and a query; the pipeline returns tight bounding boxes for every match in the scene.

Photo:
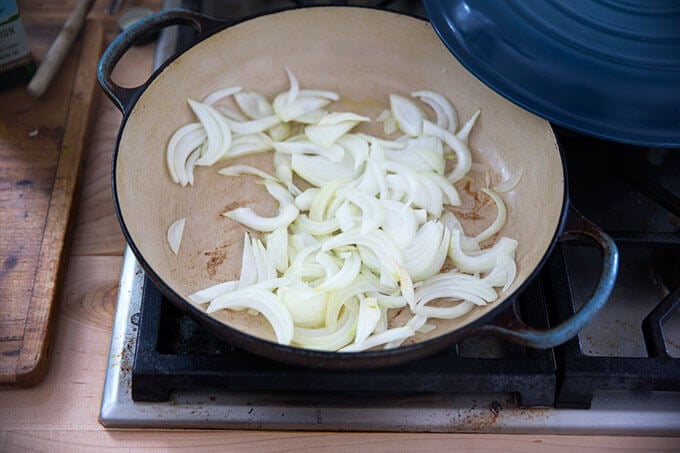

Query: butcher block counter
[0,0,678,451]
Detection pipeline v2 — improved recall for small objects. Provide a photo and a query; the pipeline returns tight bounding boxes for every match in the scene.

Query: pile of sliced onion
[165,67,519,352]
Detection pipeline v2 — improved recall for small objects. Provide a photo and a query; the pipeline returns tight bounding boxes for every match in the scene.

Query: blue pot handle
[97,9,227,114]
[472,207,619,348]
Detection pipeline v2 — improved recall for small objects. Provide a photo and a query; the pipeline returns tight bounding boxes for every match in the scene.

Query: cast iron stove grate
[552,128,680,408]
[131,259,559,405]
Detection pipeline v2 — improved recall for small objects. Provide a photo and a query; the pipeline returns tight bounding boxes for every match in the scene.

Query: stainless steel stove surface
[99,0,680,433]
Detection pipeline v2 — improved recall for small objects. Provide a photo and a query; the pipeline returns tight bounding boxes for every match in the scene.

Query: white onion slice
[449,230,517,274]
[234,90,274,119]
[184,146,201,186]
[314,251,361,293]
[265,227,289,273]
[403,221,450,281]
[474,188,508,243]
[340,325,415,352]
[166,122,204,184]
[354,296,381,344]
[187,99,232,167]
[389,94,424,137]
[167,218,186,255]
[279,283,328,328]
[456,110,480,144]
[305,120,362,149]
[293,305,358,350]
[203,86,243,106]
[207,287,294,345]
[494,166,524,193]
[224,181,299,232]
[413,301,476,320]
[422,119,471,183]
[188,280,238,304]
[238,233,257,288]
[224,115,281,135]
[412,90,458,133]
[218,164,277,181]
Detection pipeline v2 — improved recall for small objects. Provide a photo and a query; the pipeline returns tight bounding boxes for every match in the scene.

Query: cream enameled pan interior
[116,7,564,345]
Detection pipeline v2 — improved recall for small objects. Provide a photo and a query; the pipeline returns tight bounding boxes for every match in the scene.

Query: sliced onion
[449,230,517,274]
[203,86,243,106]
[403,221,450,281]
[422,119,472,183]
[188,280,238,304]
[354,296,381,344]
[381,199,418,246]
[238,232,257,287]
[390,94,424,137]
[223,181,300,232]
[482,252,517,292]
[169,71,519,353]
[385,314,428,349]
[166,122,204,185]
[279,282,328,328]
[225,114,281,135]
[234,90,274,119]
[415,271,498,308]
[314,251,361,293]
[291,153,356,187]
[305,119,364,149]
[494,166,524,193]
[340,325,414,352]
[474,188,508,243]
[265,227,289,273]
[186,99,232,167]
[167,218,186,255]
[207,287,294,345]
[293,304,358,350]
[273,68,338,122]
[273,139,345,163]
[223,133,273,159]
[384,137,444,174]
[273,152,300,196]
[413,301,476,320]
[218,164,278,180]
[412,90,458,133]
[456,110,480,144]
[184,146,201,186]
[293,214,340,236]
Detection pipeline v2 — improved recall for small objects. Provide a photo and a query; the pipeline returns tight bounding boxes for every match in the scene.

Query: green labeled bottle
[0,0,36,89]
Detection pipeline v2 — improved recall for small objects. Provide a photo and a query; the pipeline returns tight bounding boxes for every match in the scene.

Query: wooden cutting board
[0,18,104,387]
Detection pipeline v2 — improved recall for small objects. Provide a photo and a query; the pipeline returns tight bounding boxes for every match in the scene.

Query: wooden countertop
[1,1,678,451]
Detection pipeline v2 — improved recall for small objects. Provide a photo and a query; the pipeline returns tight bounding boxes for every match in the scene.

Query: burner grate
[132,268,558,406]
[554,283,680,408]
[552,128,680,408]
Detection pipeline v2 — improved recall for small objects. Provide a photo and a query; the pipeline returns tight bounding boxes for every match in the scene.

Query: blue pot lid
[423,0,680,148]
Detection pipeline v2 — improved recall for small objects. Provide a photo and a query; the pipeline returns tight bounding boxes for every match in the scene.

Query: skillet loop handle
[473,207,619,348]
[97,9,226,114]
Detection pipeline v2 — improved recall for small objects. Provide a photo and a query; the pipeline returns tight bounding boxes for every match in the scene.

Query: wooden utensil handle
[27,0,95,97]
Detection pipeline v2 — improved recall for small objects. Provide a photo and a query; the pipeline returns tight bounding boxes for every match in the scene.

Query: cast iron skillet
[98,7,618,369]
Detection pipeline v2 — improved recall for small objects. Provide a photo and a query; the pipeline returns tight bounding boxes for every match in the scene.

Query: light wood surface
[1,1,679,451]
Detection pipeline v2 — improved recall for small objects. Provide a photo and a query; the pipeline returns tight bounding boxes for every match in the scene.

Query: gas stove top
[99,0,680,433]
